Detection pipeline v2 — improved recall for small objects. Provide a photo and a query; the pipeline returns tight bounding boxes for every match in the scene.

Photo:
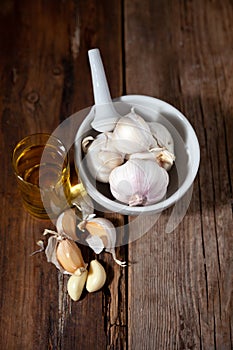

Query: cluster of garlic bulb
[83,107,175,206]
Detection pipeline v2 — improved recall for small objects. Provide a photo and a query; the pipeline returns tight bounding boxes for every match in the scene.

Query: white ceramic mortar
[74,94,200,215]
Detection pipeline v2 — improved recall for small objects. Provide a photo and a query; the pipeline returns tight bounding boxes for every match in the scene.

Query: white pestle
[88,48,120,132]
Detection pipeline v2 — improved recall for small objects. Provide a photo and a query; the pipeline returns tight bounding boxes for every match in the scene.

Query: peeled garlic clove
[109,158,169,206]
[84,132,124,183]
[148,122,174,154]
[67,270,88,301]
[56,208,77,240]
[56,239,86,274]
[112,107,155,154]
[86,260,106,292]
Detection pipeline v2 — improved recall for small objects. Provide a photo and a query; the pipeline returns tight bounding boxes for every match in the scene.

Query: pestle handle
[88,49,112,105]
[88,48,120,132]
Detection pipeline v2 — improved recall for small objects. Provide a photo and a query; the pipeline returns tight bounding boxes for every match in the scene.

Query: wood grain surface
[0,1,232,349]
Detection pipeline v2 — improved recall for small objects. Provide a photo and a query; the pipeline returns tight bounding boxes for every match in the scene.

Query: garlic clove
[67,270,88,301]
[148,122,174,154]
[85,218,113,247]
[109,158,169,206]
[155,149,175,170]
[86,260,106,292]
[82,217,127,266]
[45,235,68,273]
[56,208,77,240]
[128,151,156,161]
[112,107,156,154]
[56,239,86,274]
[130,149,175,171]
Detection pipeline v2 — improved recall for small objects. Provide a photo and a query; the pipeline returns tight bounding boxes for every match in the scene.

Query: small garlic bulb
[112,107,155,154]
[109,158,169,206]
[83,132,124,183]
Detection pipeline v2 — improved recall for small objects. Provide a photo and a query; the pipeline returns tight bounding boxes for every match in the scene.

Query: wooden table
[1,1,232,349]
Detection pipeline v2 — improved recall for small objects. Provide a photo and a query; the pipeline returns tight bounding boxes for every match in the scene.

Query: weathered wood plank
[0,1,126,349]
[0,1,76,349]
[64,1,127,349]
[125,0,233,349]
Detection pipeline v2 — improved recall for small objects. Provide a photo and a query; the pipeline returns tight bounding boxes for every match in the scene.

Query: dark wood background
[0,0,232,349]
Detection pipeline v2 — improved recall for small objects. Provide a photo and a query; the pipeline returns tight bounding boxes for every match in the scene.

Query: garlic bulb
[82,132,124,183]
[148,122,174,154]
[112,107,155,154]
[109,158,169,206]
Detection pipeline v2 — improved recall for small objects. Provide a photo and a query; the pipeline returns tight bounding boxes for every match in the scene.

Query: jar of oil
[12,134,72,220]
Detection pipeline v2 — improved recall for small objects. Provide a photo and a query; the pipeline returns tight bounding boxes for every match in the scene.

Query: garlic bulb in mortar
[109,158,169,206]
[112,107,155,154]
[82,132,124,183]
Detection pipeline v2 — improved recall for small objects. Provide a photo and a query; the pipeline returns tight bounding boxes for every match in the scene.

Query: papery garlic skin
[86,260,106,292]
[83,132,124,183]
[85,217,116,248]
[109,158,169,206]
[67,270,88,301]
[56,208,77,241]
[112,108,156,154]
